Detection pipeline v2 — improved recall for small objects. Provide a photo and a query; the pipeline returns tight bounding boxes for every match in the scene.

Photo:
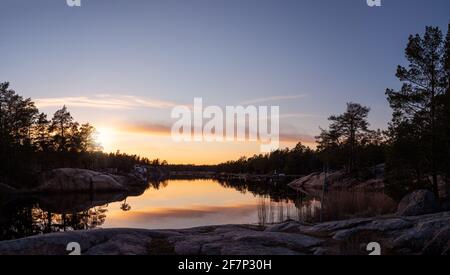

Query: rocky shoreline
[1,168,149,195]
[1,167,449,255]
[0,210,448,255]
[288,166,386,192]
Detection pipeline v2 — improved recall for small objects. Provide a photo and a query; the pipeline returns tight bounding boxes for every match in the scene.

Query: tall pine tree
[386,26,447,197]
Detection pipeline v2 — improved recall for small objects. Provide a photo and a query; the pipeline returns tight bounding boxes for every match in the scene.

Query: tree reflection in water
[120,199,131,212]
[0,197,107,241]
[256,196,322,226]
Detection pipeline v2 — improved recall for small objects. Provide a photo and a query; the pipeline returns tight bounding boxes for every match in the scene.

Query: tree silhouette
[316,102,375,173]
[33,113,51,152]
[386,25,449,197]
[50,106,75,152]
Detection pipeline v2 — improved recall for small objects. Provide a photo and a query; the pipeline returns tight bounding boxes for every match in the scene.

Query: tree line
[0,83,159,188]
[216,143,321,175]
[217,23,450,200]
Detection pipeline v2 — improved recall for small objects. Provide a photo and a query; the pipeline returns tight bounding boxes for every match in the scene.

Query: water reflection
[120,199,132,212]
[0,197,108,241]
[256,196,322,225]
[0,179,395,241]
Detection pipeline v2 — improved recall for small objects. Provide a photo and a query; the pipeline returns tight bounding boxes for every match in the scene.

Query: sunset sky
[1,0,450,164]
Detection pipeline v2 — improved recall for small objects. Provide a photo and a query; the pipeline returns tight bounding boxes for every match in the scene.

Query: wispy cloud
[35,94,178,109]
[119,122,172,136]
[118,120,316,145]
[277,113,325,119]
[257,112,324,120]
[239,94,307,105]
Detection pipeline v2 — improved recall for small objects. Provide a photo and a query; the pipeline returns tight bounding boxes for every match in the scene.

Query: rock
[125,165,150,187]
[220,244,301,255]
[289,170,349,190]
[227,231,323,250]
[422,226,450,255]
[0,228,175,255]
[288,166,385,192]
[304,218,373,233]
[130,165,148,182]
[1,212,449,255]
[84,234,153,255]
[265,221,308,233]
[312,247,328,255]
[389,212,450,253]
[171,235,223,255]
[37,168,132,193]
[397,190,440,216]
[332,218,413,240]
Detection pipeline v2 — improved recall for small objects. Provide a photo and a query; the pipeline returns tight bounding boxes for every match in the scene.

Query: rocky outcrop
[36,168,147,193]
[396,190,440,216]
[0,228,180,255]
[38,169,127,193]
[422,226,450,255]
[1,211,449,255]
[289,165,385,192]
[289,170,348,190]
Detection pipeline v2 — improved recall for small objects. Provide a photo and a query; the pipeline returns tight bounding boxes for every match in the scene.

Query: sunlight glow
[96,127,116,152]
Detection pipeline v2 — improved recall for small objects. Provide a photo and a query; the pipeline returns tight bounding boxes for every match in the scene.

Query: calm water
[0,179,394,241]
[101,179,318,229]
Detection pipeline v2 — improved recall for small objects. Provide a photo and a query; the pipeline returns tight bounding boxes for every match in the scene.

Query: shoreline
[1,211,449,255]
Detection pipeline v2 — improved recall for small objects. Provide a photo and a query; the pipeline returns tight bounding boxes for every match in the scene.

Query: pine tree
[33,113,51,152]
[78,123,101,152]
[316,102,373,172]
[386,26,447,197]
[50,106,75,152]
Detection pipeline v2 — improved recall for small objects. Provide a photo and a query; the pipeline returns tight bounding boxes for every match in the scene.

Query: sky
[1,0,449,164]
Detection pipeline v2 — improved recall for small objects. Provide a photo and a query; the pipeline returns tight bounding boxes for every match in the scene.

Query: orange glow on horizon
[92,124,317,165]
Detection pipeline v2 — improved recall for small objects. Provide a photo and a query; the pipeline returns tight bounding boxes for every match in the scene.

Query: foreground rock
[397,190,440,216]
[0,211,449,255]
[37,168,147,193]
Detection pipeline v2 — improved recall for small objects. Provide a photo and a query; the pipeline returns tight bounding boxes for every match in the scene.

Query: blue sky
[1,0,449,163]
